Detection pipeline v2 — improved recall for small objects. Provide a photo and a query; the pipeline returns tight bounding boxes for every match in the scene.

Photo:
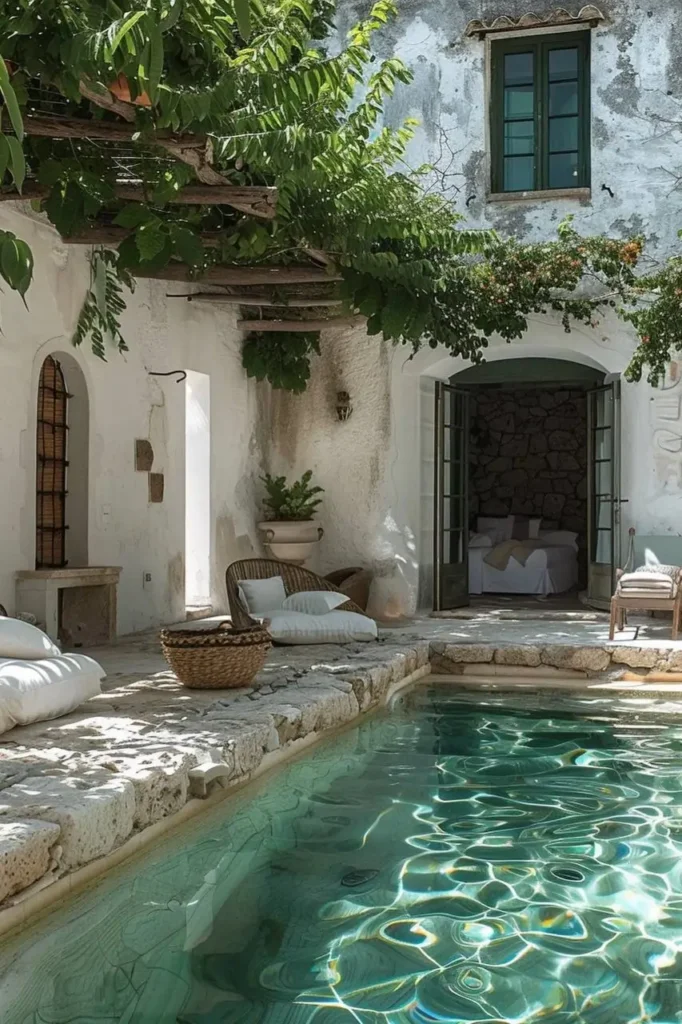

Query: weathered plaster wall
[338,0,682,260]
[0,207,262,634]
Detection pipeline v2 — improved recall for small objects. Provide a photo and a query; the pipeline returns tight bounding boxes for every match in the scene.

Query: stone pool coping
[2,614,682,931]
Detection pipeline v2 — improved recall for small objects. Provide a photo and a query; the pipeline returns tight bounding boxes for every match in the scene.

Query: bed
[469,516,579,596]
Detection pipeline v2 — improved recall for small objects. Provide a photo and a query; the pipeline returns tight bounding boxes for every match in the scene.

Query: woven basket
[160,623,271,689]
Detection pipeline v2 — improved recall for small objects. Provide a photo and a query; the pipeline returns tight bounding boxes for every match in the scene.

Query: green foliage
[242,331,320,392]
[72,249,135,358]
[0,228,32,297]
[261,469,324,520]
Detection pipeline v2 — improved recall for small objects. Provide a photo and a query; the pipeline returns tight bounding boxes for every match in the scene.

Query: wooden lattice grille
[36,356,69,568]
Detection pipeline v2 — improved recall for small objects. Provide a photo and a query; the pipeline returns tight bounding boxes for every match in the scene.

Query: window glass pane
[549,151,579,188]
[504,120,535,156]
[550,81,578,116]
[504,52,534,86]
[548,47,578,81]
[504,155,534,191]
[504,85,534,118]
[549,115,578,153]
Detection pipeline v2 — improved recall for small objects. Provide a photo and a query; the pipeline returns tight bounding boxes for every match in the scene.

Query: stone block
[0,775,136,871]
[541,646,610,673]
[609,647,661,669]
[500,469,528,487]
[548,432,579,452]
[481,499,509,515]
[529,434,548,453]
[488,457,513,472]
[543,493,567,519]
[517,455,548,471]
[547,451,580,471]
[490,414,515,432]
[554,478,576,495]
[0,819,61,903]
[500,436,529,457]
[494,646,542,667]
[438,644,495,664]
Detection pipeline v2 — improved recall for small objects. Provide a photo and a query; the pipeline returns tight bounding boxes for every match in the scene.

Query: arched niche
[35,351,89,568]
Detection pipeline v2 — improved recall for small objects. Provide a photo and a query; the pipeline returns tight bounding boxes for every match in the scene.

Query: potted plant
[258,470,324,565]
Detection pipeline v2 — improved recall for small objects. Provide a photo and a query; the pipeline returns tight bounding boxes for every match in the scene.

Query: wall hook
[601,183,614,198]
[148,370,187,383]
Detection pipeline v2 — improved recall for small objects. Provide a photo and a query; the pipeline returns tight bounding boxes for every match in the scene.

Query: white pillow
[477,516,513,544]
[0,618,60,660]
[0,654,104,735]
[529,518,542,539]
[265,610,377,645]
[539,530,579,549]
[237,576,286,615]
[282,591,347,615]
[469,532,493,549]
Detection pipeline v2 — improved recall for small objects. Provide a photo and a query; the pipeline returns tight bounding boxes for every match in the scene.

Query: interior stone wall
[469,387,588,555]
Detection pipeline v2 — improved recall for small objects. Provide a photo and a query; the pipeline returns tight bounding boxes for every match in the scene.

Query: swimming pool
[3,683,682,1023]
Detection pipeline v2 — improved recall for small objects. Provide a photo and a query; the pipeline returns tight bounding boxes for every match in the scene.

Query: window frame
[490,30,591,195]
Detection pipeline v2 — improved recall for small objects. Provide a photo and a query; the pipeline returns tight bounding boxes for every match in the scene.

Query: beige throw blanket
[483,539,548,572]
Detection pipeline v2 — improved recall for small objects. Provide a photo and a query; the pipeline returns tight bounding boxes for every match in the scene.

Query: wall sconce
[336,390,353,421]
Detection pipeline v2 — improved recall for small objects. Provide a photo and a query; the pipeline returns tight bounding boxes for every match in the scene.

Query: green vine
[72,249,134,359]
[242,331,320,392]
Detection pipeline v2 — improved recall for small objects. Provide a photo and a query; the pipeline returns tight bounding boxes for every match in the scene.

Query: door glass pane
[504,120,535,155]
[504,52,534,86]
[548,47,578,81]
[505,85,534,118]
[504,156,534,191]
[549,81,578,116]
[549,151,579,188]
[549,116,578,153]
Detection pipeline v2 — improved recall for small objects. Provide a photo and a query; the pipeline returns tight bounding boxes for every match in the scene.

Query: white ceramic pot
[258,520,324,565]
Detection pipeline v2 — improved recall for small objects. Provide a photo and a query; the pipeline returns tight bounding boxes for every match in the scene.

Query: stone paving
[1,611,682,914]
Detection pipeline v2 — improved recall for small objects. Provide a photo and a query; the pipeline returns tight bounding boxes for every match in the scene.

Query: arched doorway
[35,353,89,569]
[432,356,620,611]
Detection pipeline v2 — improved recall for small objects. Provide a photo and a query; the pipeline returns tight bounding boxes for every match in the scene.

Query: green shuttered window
[491,32,591,194]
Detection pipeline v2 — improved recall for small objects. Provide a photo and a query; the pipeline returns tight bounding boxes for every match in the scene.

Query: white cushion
[477,516,513,544]
[469,532,493,549]
[0,654,105,735]
[237,576,286,615]
[0,618,60,660]
[265,610,377,645]
[539,530,579,550]
[282,591,347,615]
[528,518,542,539]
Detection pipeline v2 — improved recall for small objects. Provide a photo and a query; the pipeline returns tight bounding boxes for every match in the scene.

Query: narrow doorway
[434,358,620,612]
[185,371,211,611]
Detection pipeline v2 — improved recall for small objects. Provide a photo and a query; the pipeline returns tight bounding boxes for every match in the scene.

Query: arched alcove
[35,352,89,568]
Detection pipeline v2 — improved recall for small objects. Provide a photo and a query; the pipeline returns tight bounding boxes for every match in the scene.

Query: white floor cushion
[282,591,347,615]
[0,618,60,660]
[237,576,287,615]
[265,610,377,645]
[0,654,105,736]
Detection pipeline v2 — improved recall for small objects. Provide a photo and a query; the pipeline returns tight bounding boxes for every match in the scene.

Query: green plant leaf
[0,233,33,296]
[0,60,24,142]
[0,134,9,183]
[108,10,146,56]
[169,224,203,266]
[6,135,25,192]
[234,0,252,41]
[135,220,167,261]
[148,22,164,102]
[114,203,154,229]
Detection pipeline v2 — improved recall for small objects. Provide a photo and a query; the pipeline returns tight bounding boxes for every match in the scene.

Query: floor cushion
[265,610,377,645]
[282,591,347,615]
[0,654,105,736]
[0,618,61,660]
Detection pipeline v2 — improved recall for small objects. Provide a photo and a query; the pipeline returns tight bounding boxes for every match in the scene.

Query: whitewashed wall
[0,207,263,634]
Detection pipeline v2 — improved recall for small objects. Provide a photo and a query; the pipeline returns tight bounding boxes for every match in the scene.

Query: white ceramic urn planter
[258,520,324,565]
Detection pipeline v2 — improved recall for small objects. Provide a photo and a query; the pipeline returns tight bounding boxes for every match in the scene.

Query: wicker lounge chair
[226,559,365,629]
[609,566,682,640]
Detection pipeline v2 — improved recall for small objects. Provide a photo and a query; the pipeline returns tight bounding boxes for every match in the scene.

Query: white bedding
[469,543,578,596]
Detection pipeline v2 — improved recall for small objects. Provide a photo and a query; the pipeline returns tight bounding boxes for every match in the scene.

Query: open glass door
[587,379,622,608]
[433,381,470,611]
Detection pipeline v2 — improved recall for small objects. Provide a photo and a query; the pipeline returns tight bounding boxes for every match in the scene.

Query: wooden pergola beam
[168,293,343,307]
[135,264,342,286]
[237,316,363,332]
[61,226,225,247]
[0,181,277,216]
[23,113,203,147]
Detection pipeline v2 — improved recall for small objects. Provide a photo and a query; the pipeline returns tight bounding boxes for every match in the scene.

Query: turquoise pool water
[4,684,682,1023]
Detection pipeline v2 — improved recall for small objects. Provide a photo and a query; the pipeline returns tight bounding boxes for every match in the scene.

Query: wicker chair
[226,559,365,628]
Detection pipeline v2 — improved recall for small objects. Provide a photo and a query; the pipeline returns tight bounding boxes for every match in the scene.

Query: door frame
[586,377,622,609]
[433,381,470,612]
